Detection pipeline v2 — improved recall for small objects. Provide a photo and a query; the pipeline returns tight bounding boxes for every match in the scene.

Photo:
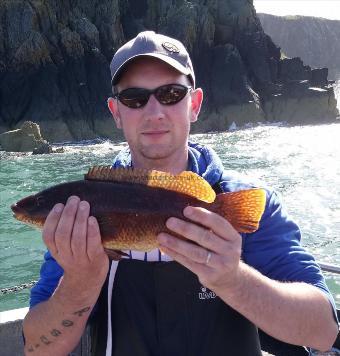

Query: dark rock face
[258,13,340,81]
[0,0,123,142]
[0,1,338,142]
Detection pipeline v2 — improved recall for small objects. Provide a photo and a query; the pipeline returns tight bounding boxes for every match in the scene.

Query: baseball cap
[110,31,195,88]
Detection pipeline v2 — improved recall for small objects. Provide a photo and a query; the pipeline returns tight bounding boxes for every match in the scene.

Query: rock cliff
[258,13,340,80]
[0,0,338,142]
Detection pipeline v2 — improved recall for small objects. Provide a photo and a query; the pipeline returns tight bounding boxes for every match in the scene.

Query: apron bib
[101,259,262,356]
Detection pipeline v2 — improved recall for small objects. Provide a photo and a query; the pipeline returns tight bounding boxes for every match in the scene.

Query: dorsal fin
[85,166,216,203]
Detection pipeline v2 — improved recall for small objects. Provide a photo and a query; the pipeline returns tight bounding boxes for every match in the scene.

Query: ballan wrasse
[11,167,266,258]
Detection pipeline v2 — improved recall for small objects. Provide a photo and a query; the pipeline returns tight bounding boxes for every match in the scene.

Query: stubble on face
[116,57,194,171]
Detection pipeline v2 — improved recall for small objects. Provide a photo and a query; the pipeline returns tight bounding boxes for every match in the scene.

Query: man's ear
[107,97,122,129]
[190,88,203,123]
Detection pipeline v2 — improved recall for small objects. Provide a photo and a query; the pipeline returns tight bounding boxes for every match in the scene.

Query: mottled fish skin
[11,169,266,254]
[11,180,213,251]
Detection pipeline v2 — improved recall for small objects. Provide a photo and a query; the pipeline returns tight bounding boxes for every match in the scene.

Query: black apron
[91,259,262,356]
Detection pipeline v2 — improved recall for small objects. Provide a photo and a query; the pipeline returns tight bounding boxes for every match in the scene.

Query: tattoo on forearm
[61,319,74,327]
[73,306,91,317]
[50,328,62,337]
[40,335,52,345]
[26,306,91,353]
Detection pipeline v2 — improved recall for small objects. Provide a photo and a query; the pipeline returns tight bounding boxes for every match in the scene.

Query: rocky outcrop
[0,121,46,151]
[0,1,338,142]
[32,141,64,154]
[258,13,340,80]
[0,120,64,153]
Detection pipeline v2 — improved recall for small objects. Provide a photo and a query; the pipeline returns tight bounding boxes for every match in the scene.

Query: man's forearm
[215,262,338,351]
[23,278,99,356]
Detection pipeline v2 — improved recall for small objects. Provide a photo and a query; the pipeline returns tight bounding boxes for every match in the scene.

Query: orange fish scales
[11,167,266,256]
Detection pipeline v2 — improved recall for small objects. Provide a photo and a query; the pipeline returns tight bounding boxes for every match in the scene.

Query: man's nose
[143,94,165,120]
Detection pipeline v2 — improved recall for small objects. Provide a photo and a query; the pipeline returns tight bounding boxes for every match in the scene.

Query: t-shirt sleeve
[29,250,64,309]
[242,189,338,321]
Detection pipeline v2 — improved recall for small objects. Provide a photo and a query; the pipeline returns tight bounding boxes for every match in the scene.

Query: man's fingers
[183,206,240,242]
[158,242,208,275]
[54,196,80,257]
[71,201,90,258]
[166,217,227,253]
[158,232,215,265]
[87,216,104,261]
[42,203,64,256]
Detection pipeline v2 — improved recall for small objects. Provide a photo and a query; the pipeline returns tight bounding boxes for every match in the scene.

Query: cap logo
[162,42,180,53]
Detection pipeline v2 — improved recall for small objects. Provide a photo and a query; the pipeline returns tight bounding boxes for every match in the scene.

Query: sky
[254,0,340,20]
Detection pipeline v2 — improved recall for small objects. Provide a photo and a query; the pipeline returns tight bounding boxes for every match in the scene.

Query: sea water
[0,123,339,312]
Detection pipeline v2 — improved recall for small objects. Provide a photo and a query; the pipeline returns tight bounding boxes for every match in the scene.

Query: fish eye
[36,196,45,206]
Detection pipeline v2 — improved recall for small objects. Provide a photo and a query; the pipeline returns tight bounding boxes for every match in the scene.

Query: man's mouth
[141,130,169,136]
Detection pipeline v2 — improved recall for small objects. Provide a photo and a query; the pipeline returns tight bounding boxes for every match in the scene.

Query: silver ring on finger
[205,251,212,265]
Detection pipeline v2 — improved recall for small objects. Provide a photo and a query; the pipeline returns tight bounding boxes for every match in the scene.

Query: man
[23,31,338,355]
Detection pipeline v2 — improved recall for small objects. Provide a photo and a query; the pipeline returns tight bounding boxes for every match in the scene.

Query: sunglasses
[113,84,192,109]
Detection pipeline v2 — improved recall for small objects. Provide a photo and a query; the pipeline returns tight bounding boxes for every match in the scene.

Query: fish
[11,166,266,257]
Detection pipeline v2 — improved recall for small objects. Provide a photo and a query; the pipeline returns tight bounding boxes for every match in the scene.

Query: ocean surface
[0,122,339,312]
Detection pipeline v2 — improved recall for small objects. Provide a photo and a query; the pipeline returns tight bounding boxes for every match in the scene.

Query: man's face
[108,57,202,168]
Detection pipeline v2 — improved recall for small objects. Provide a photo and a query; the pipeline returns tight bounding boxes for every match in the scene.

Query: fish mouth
[11,203,43,227]
[11,203,26,222]
[11,203,22,215]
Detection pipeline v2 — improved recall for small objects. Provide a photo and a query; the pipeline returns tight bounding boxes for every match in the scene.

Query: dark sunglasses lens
[156,85,188,105]
[118,88,149,108]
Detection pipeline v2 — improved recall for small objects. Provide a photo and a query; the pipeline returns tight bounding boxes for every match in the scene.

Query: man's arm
[23,196,109,355]
[215,262,338,351]
[157,206,338,352]
[23,277,99,355]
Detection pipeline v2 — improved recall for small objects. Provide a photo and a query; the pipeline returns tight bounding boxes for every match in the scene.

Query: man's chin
[140,144,174,161]
[141,151,171,161]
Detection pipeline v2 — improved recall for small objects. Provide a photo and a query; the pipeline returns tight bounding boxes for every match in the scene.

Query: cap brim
[111,53,192,86]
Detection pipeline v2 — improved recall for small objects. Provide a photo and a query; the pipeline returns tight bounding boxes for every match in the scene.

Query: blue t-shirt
[29,142,337,321]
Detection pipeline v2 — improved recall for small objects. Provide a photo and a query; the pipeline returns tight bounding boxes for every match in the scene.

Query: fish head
[11,193,51,227]
[10,181,87,228]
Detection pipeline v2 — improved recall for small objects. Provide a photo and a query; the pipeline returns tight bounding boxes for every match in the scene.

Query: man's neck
[131,154,189,175]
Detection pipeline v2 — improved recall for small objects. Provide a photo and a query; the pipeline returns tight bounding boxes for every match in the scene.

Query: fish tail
[213,189,266,233]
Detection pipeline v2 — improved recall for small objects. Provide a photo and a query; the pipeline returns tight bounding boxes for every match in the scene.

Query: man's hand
[157,205,338,351]
[23,196,109,355]
[157,205,241,292]
[42,195,109,301]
